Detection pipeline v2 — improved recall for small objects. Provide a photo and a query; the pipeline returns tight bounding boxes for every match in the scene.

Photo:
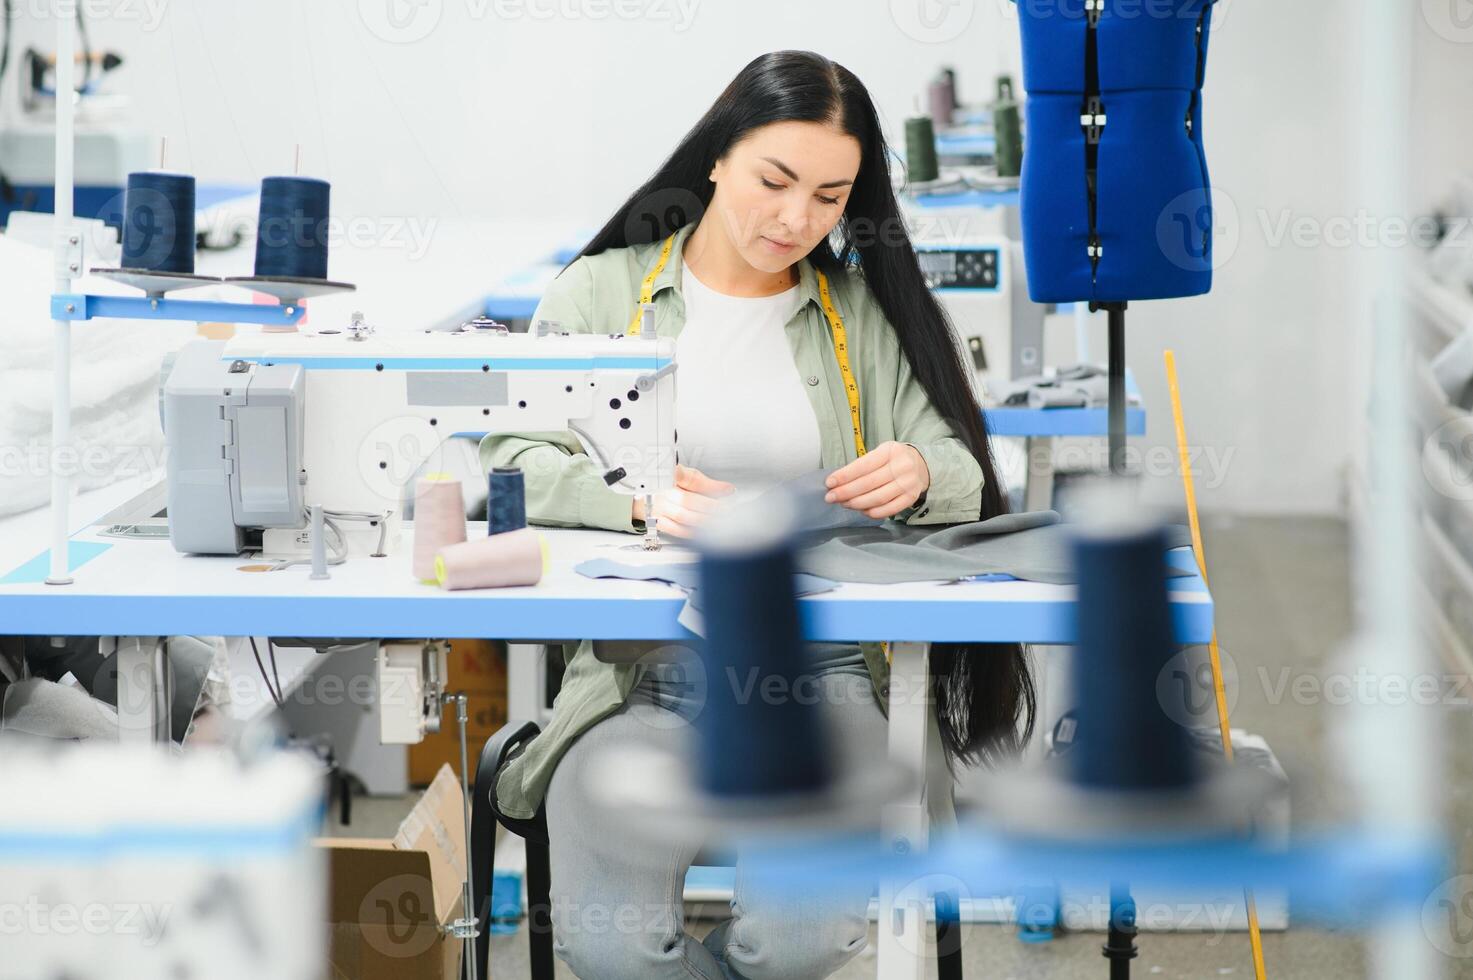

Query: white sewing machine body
[162,323,677,558]
[911,230,1044,403]
[902,189,1049,401]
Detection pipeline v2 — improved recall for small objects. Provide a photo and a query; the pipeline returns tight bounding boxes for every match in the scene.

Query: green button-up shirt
[479,222,984,819]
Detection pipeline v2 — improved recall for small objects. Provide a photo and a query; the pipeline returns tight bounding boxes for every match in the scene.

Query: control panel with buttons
[908,234,1043,391]
[916,246,1003,291]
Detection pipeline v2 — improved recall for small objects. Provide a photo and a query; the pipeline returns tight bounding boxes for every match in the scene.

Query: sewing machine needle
[643,495,660,551]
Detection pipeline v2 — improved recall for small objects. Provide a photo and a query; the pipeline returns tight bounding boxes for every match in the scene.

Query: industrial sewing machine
[912,231,1046,400]
[161,315,678,561]
[161,317,676,745]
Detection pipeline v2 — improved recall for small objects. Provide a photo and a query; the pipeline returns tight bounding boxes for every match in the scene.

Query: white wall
[6,0,1472,514]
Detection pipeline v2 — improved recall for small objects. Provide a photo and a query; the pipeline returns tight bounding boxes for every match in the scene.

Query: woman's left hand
[823,441,931,519]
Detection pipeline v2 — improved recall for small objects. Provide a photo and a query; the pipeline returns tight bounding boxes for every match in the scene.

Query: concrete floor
[331,515,1473,979]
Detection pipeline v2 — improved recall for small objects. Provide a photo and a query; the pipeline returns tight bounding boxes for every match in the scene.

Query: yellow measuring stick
[1163,349,1267,980]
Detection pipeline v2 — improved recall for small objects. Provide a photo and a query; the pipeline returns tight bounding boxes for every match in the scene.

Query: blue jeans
[545,669,884,979]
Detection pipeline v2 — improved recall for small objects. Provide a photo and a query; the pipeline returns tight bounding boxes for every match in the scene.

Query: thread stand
[224,275,357,305]
[1089,301,1130,476]
[92,268,223,297]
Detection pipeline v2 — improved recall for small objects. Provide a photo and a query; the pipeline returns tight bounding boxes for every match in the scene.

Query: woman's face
[708,120,862,275]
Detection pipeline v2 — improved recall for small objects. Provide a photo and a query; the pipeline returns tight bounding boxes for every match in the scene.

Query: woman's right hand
[631,465,736,538]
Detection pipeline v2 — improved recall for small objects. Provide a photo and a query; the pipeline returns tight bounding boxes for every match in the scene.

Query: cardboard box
[317,765,469,980]
[409,639,509,786]
[445,638,509,694]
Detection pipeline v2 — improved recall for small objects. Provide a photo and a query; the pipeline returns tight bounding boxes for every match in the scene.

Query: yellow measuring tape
[630,235,887,661]
[815,266,867,457]
[626,235,676,336]
[628,234,867,457]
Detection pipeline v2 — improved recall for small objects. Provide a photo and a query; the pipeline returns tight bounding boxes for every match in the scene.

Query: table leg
[506,643,549,727]
[1023,435,1055,512]
[115,635,166,743]
[1024,646,1064,937]
[1029,644,1076,765]
[878,641,930,980]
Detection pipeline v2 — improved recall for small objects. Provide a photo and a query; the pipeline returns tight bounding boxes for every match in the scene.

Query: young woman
[481,50,1034,979]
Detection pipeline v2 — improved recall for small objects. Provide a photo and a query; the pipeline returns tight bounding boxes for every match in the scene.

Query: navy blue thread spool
[694,504,832,799]
[254,176,331,280]
[1068,520,1198,792]
[487,467,526,536]
[121,172,195,274]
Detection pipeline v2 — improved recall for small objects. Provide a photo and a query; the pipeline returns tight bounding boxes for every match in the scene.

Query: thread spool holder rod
[50,294,307,326]
[46,0,77,586]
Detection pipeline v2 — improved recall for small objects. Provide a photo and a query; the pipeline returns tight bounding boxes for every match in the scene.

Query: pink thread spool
[436,528,547,591]
[928,75,955,129]
[413,473,467,583]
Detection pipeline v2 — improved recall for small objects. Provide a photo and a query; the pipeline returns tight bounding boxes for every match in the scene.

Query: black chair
[469,719,965,980]
[470,719,553,980]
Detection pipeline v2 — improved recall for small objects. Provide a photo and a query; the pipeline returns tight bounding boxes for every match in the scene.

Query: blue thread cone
[255,176,331,279]
[694,499,832,799]
[487,467,526,536]
[1068,519,1198,791]
[122,172,195,274]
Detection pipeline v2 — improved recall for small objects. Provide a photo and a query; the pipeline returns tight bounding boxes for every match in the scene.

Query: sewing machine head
[161,320,677,558]
[908,226,1045,403]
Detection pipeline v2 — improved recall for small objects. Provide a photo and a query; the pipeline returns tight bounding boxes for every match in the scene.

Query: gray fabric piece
[1432,329,1473,411]
[574,558,840,636]
[796,511,1195,586]
[752,470,887,531]
[993,363,1143,410]
[579,513,1194,592]
[26,635,216,744]
[1029,386,1090,409]
[575,558,838,598]
[1,678,119,741]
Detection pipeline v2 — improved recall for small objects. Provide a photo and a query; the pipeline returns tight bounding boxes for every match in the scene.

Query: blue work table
[0,499,1207,647]
[0,479,1209,980]
[986,369,1147,512]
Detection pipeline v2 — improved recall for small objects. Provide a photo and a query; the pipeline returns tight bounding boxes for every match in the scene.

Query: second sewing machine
[160,313,678,561]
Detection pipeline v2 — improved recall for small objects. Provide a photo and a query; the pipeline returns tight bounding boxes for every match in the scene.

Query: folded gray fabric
[25,635,216,744]
[1432,329,1473,410]
[1028,387,1090,409]
[993,363,1143,411]
[752,470,887,531]
[796,511,1195,586]
[574,558,840,635]
[1,678,119,741]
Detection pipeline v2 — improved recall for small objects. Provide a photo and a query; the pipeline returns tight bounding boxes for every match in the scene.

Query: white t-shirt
[674,260,821,501]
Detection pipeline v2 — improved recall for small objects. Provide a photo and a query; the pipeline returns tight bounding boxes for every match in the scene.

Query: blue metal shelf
[740,830,1445,927]
[909,188,1020,210]
[936,131,997,157]
[987,404,1146,438]
[985,370,1146,438]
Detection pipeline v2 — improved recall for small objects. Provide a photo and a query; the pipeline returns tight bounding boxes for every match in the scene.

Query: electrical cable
[0,0,13,89]
[324,508,393,556]
[263,507,391,571]
[75,0,91,92]
[0,0,12,206]
[267,638,284,708]
[249,636,282,707]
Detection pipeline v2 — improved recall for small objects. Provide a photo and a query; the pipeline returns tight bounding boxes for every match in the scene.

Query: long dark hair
[575,50,1034,769]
